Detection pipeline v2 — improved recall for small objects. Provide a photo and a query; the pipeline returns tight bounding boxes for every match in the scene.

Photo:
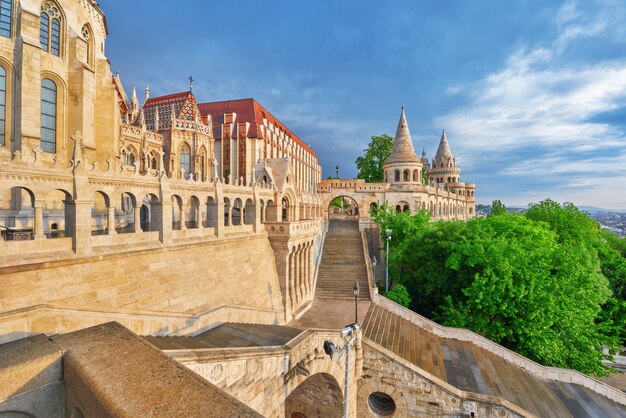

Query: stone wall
[0,233,286,341]
[170,329,360,418]
[359,341,529,417]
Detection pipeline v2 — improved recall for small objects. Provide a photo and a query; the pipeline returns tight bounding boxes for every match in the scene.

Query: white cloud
[438,0,626,208]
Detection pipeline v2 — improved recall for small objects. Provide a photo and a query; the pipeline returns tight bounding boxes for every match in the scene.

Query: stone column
[295,247,301,306]
[298,247,305,303]
[215,198,225,237]
[133,204,142,233]
[65,199,93,255]
[107,206,117,235]
[33,204,45,240]
[152,200,172,244]
[179,204,187,230]
[289,250,297,313]
[305,245,311,300]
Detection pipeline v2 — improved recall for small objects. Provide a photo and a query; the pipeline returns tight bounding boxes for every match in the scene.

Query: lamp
[353,281,360,324]
[385,229,392,291]
[323,323,360,417]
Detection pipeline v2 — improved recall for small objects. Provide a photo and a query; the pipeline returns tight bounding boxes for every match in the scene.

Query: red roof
[197,98,316,156]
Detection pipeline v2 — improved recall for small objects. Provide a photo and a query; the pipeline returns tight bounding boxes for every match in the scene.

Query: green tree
[371,200,621,375]
[355,134,393,182]
[384,284,411,308]
[489,200,507,216]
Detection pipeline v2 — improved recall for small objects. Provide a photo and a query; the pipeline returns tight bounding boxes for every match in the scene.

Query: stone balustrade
[0,303,280,345]
[361,339,531,417]
[371,294,626,407]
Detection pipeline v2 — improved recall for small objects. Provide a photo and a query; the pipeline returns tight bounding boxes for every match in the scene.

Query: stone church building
[0,1,624,417]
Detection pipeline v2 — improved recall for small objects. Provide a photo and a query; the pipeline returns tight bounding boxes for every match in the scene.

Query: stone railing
[120,123,142,138]
[264,220,322,237]
[174,119,212,136]
[145,130,163,144]
[362,339,533,418]
[360,230,378,298]
[0,303,280,345]
[371,294,626,407]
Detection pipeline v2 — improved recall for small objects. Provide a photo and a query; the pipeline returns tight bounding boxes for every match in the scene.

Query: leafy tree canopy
[490,200,507,216]
[355,134,393,182]
[384,284,412,308]
[372,199,624,376]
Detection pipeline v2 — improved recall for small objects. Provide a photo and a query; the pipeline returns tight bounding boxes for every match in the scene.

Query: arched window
[121,146,136,166]
[40,2,61,56]
[394,170,400,182]
[0,0,12,38]
[0,66,5,146]
[81,24,93,66]
[199,148,206,180]
[179,143,191,179]
[41,78,57,153]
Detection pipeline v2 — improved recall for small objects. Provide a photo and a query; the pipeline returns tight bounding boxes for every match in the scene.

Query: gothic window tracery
[81,24,93,65]
[179,143,191,179]
[0,66,5,146]
[0,0,12,38]
[40,2,62,56]
[41,79,57,153]
[121,146,136,166]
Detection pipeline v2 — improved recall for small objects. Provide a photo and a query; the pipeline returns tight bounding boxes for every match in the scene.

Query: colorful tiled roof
[143,91,200,128]
[197,98,316,157]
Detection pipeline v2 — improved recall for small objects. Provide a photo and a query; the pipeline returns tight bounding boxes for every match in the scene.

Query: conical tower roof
[433,129,454,163]
[385,107,421,164]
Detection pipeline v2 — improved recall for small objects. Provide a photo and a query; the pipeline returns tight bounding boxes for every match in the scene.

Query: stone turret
[428,130,461,188]
[420,147,429,183]
[383,108,424,185]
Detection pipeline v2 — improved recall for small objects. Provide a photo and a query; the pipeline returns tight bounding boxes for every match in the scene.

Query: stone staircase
[362,303,626,417]
[315,219,370,301]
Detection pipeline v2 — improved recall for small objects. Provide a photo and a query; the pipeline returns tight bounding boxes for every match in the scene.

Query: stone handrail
[0,303,280,345]
[371,294,626,406]
[264,220,322,237]
[363,339,534,418]
[359,230,378,299]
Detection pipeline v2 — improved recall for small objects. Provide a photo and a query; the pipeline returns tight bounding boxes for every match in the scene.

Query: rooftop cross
[188,75,194,92]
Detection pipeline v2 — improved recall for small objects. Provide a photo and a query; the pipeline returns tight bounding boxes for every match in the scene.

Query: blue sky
[102,0,626,209]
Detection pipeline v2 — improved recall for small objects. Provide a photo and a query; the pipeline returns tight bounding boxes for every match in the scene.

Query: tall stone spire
[385,107,421,164]
[433,129,454,166]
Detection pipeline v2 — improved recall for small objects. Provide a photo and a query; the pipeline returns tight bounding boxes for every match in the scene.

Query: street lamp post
[385,228,392,292]
[323,323,360,418]
[353,281,360,324]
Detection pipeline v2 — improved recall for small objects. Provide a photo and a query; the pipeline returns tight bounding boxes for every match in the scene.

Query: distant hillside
[578,206,626,214]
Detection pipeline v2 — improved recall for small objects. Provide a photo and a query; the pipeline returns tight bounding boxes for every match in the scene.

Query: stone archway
[327,195,359,221]
[285,372,343,418]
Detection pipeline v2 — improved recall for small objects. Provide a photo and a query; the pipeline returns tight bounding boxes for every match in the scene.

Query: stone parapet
[371,294,626,407]
[0,303,280,345]
[360,339,532,417]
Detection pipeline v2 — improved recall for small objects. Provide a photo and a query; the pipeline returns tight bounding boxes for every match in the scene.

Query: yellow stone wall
[0,233,285,320]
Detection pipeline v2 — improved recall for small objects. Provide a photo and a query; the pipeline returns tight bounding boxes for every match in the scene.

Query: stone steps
[315,219,370,301]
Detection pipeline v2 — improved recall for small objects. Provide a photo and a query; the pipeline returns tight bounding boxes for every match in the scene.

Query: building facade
[317,107,476,223]
[198,98,322,193]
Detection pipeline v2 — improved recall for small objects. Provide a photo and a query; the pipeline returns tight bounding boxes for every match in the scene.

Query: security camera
[323,340,340,362]
[340,323,360,337]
